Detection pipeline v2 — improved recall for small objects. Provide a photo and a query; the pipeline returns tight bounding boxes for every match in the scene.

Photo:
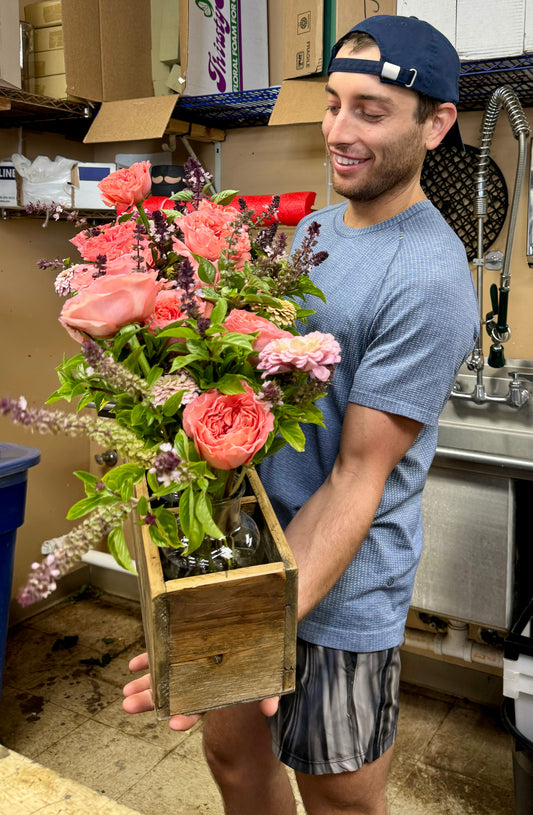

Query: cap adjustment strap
[329,57,418,89]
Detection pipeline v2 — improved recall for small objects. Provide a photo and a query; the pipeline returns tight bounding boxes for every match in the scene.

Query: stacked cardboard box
[152,0,181,95]
[24,0,66,98]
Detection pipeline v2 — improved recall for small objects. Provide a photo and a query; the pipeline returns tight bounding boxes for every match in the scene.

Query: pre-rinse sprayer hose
[474,86,531,366]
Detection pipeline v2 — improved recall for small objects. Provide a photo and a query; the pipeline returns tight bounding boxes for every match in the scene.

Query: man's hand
[122,652,280,729]
[123,653,202,731]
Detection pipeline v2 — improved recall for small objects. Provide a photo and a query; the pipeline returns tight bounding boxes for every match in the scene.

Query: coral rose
[97,161,152,208]
[182,382,274,470]
[70,220,151,265]
[59,271,160,341]
[258,332,342,381]
[147,289,188,334]
[179,199,251,269]
[66,255,142,292]
[222,309,292,352]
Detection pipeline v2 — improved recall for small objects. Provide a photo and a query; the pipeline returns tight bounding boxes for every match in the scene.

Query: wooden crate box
[132,468,298,719]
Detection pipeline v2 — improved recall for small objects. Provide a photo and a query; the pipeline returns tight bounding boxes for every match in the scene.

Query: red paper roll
[235,192,316,226]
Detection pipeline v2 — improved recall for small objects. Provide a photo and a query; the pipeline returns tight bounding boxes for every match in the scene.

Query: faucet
[453,86,531,407]
[453,369,532,408]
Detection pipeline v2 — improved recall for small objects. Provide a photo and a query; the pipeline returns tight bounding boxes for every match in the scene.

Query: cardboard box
[456,0,525,60]
[396,0,456,46]
[32,49,65,78]
[273,0,396,126]
[24,0,63,28]
[57,0,153,102]
[179,0,269,97]
[29,73,68,99]
[33,25,64,52]
[69,162,116,210]
[0,4,21,88]
[0,161,20,208]
[282,0,396,81]
[526,0,533,52]
[158,0,180,65]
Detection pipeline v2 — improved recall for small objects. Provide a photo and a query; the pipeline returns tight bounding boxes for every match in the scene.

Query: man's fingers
[123,673,152,697]
[168,713,202,731]
[122,689,154,714]
[128,652,150,672]
[259,696,280,717]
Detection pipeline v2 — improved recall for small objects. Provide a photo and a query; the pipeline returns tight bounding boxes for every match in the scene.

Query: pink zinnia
[257,332,341,381]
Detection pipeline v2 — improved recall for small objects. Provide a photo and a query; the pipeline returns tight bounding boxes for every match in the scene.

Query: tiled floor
[0,589,517,814]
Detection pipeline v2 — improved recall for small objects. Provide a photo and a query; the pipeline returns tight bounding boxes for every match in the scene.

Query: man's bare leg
[203,701,297,815]
[295,745,395,815]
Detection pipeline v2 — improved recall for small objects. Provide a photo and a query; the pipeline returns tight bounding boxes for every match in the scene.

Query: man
[123,15,479,814]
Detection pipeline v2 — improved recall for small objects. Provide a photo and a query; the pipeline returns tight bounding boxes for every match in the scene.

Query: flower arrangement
[1,158,340,607]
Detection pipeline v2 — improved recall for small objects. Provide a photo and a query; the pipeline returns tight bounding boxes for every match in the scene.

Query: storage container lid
[0,443,40,478]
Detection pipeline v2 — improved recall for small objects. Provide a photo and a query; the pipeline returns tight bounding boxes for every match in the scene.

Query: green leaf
[195,492,224,538]
[296,278,327,302]
[161,391,185,416]
[107,527,137,573]
[209,298,228,325]
[213,374,246,395]
[66,495,113,520]
[74,470,100,491]
[169,190,194,202]
[137,496,148,515]
[196,256,217,285]
[279,420,306,452]
[156,325,197,340]
[211,189,239,206]
[179,487,203,550]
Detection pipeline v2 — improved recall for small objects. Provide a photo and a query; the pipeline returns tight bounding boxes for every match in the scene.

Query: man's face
[322,44,430,205]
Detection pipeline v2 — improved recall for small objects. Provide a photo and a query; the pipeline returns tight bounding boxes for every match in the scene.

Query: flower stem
[135,202,151,234]
[129,334,151,378]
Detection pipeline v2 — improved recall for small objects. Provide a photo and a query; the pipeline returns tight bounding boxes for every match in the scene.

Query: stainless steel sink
[436,359,533,467]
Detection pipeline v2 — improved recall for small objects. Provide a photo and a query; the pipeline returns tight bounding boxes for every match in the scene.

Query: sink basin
[436,359,533,463]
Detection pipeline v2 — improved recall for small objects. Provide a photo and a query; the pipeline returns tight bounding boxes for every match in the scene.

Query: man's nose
[326,111,356,145]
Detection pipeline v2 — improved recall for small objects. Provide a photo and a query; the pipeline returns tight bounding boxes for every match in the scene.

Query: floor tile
[117,749,223,815]
[28,592,144,656]
[0,685,88,759]
[94,698,196,753]
[423,701,514,790]
[389,762,513,815]
[34,719,168,799]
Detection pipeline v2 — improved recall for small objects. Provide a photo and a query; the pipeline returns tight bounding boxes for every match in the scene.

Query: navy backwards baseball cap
[328,15,463,150]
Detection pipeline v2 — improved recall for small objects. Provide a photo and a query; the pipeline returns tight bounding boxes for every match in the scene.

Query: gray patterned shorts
[268,638,401,775]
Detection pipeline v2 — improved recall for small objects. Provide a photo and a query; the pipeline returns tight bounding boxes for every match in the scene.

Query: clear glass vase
[159,485,263,579]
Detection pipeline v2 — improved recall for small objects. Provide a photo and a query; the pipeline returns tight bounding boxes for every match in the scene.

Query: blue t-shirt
[259,200,479,652]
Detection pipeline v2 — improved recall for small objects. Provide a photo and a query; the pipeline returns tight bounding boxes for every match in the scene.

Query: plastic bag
[11,153,78,208]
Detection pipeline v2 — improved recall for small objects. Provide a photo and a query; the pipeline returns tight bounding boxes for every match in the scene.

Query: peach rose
[179,199,251,269]
[70,220,151,265]
[147,289,188,334]
[59,271,160,341]
[222,309,292,352]
[182,382,274,470]
[97,161,152,208]
[67,255,141,292]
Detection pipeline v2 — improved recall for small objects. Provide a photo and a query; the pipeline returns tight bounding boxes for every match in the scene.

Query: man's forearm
[285,463,384,620]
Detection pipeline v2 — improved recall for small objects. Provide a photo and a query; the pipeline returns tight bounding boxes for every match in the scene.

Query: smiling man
[123,15,480,815]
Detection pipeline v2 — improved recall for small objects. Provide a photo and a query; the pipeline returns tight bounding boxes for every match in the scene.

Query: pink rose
[67,255,141,292]
[222,309,292,352]
[179,199,251,269]
[97,161,152,208]
[59,271,160,341]
[70,219,152,265]
[182,382,274,470]
[258,332,342,381]
[147,289,187,334]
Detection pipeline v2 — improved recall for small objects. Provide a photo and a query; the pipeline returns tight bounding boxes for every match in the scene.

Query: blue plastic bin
[0,442,40,693]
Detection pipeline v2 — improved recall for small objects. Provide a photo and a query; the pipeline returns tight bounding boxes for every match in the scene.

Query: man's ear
[425,103,458,150]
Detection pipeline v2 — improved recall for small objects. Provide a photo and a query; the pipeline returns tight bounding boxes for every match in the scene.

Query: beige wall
[2,44,533,612]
